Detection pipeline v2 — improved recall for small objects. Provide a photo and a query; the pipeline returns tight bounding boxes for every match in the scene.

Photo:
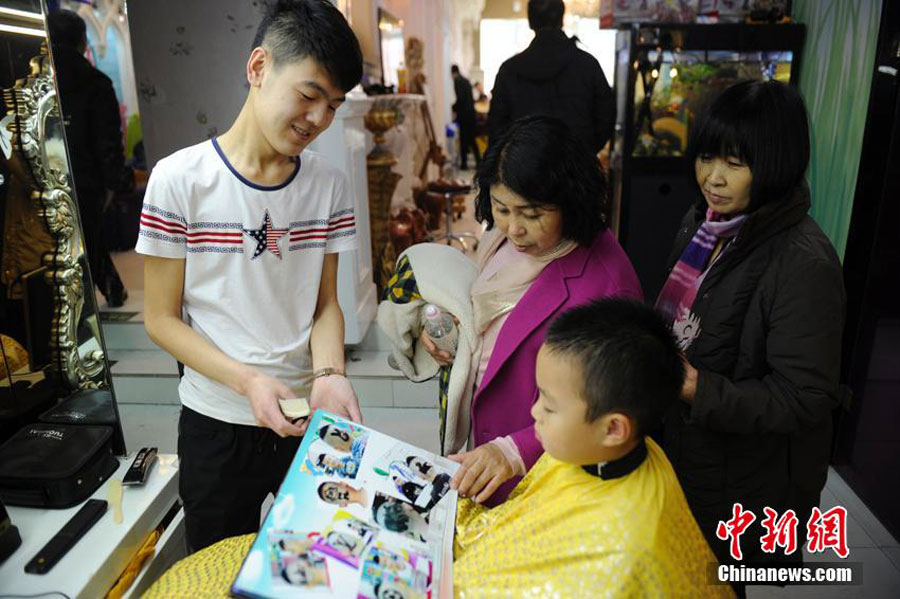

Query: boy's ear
[601,413,634,447]
[247,47,268,88]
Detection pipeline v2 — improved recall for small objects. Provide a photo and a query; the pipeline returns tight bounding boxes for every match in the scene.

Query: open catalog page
[231,410,459,599]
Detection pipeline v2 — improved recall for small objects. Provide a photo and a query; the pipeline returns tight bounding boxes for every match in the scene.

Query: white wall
[127,0,260,166]
[127,0,480,165]
[377,0,453,145]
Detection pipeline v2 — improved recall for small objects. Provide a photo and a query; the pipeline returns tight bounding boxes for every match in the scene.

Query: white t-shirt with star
[135,138,358,425]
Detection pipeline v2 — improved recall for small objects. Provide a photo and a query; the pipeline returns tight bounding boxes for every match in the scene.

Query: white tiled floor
[110,349,180,376]
[885,546,900,572]
[742,466,900,597]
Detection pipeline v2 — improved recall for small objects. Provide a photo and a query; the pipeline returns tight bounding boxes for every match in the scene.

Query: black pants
[78,190,125,301]
[458,120,480,170]
[177,406,302,552]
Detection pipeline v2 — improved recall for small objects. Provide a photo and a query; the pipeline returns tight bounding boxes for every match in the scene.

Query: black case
[39,389,118,426]
[0,499,21,564]
[0,424,119,508]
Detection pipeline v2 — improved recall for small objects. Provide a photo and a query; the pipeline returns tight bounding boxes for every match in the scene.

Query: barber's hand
[310,374,363,431]
[448,444,515,504]
[244,372,305,438]
[681,357,698,404]
[420,314,459,367]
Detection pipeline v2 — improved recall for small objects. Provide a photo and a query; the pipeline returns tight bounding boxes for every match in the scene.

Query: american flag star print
[244,210,288,259]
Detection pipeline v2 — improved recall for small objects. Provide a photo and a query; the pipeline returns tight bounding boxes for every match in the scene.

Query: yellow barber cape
[454,438,736,599]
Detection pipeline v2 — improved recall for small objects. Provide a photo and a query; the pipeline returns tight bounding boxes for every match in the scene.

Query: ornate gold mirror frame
[2,45,105,390]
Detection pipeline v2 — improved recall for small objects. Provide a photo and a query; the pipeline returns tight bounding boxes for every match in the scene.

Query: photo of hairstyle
[371,492,431,544]
[312,511,378,568]
[301,436,365,479]
[267,530,330,590]
[359,542,432,599]
[377,451,454,511]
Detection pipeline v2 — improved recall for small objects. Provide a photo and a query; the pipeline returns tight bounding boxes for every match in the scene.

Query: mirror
[0,0,125,454]
[378,8,404,89]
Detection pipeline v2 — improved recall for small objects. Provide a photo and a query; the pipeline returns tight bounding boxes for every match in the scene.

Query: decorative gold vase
[364,99,403,296]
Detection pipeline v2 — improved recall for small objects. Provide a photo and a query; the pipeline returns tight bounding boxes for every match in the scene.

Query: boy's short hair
[253,0,363,92]
[545,299,684,436]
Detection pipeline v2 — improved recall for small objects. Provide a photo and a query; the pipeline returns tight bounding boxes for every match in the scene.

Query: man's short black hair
[474,115,607,246]
[316,481,332,501]
[253,0,363,92]
[451,64,460,75]
[47,10,86,49]
[528,0,565,30]
[686,79,810,210]
[544,299,684,436]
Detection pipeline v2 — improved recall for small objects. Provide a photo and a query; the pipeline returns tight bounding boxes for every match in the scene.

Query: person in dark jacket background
[48,9,127,307]
[487,0,614,154]
[655,80,846,597]
[451,64,480,170]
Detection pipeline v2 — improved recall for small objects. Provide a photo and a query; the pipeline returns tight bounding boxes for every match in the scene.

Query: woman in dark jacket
[655,80,846,594]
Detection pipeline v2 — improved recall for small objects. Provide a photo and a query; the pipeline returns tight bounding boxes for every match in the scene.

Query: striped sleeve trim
[143,203,187,225]
[140,206,187,239]
[185,223,244,252]
[288,209,356,244]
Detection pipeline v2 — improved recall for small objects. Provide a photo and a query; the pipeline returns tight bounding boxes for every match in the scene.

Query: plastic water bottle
[423,304,458,357]
[444,124,459,174]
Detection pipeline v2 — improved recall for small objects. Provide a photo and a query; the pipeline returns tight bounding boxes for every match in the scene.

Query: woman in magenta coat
[423,116,642,506]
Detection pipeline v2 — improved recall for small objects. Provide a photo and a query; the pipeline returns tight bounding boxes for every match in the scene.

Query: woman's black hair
[474,115,608,246]
[253,0,363,92]
[686,79,810,210]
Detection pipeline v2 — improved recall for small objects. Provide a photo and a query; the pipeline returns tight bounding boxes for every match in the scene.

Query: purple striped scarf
[656,209,748,326]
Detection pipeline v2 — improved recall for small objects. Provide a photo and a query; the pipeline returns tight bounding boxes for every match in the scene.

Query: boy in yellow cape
[454,299,735,599]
